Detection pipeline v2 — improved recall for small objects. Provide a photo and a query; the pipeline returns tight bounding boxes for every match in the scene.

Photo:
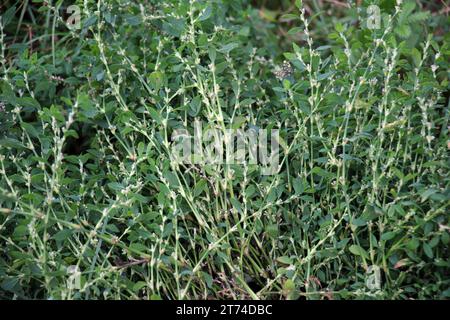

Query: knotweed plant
[0,0,448,299]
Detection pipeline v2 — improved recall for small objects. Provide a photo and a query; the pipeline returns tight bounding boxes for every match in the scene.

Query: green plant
[0,0,448,300]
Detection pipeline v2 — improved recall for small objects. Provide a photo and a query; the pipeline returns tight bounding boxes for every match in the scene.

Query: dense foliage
[0,0,449,299]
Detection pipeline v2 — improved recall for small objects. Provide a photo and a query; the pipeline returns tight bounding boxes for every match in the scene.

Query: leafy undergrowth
[0,0,449,299]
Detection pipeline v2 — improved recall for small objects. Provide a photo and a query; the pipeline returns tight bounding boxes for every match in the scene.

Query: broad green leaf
[349,245,369,259]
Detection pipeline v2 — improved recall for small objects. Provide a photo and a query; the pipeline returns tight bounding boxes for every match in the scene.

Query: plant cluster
[0,0,448,299]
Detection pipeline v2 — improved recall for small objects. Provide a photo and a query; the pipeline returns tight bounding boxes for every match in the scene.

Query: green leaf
[408,11,430,23]
[124,14,141,26]
[292,178,304,195]
[13,225,28,237]
[420,188,437,202]
[395,24,411,39]
[208,47,216,62]
[266,224,279,238]
[21,122,39,138]
[349,245,369,259]
[311,167,334,179]
[198,5,212,21]
[53,229,74,241]
[1,277,18,292]
[201,271,213,288]
[129,243,148,254]
[133,281,147,292]
[411,48,422,68]
[0,138,25,149]
[287,27,303,35]
[283,279,295,292]
[276,256,293,265]
[149,71,164,91]
[402,1,416,16]
[147,107,162,125]
[231,116,247,129]
[230,197,242,214]
[317,71,335,81]
[407,238,420,250]
[78,93,97,118]
[280,14,298,21]
[219,43,238,54]
[2,6,17,26]
[335,23,344,33]
[16,97,40,110]
[193,179,207,197]
[423,243,433,259]
[381,232,397,241]
[351,218,367,227]
[108,182,123,192]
